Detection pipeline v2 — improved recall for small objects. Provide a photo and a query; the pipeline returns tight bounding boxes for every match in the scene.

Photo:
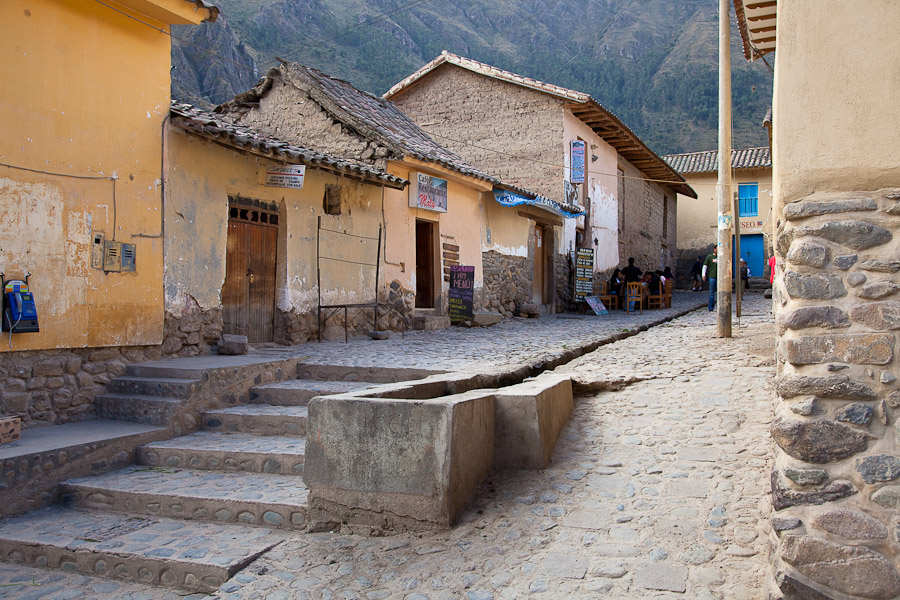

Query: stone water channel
[0,298,780,598]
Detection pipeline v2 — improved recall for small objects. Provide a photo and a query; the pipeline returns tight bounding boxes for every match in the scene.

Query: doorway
[533,224,546,305]
[415,219,435,309]
[222,203,278,343]
[733,233,765,279]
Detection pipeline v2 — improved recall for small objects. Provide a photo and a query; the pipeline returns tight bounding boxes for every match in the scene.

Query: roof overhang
[566,101,697,198]
[170,104,407,189]
[734,0,777,61]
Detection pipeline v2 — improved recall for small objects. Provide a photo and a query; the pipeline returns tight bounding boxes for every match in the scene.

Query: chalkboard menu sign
[448,265,475,323]
[574,248,594,302]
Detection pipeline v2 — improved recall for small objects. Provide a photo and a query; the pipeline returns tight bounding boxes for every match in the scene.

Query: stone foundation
[770,188,900,600]
[0,305,221,429]
[482,250,532,316]
[555,253,575,312]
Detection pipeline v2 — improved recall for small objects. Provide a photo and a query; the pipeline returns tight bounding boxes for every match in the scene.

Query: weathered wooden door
[223,210,277,343]
[415,220,434,309]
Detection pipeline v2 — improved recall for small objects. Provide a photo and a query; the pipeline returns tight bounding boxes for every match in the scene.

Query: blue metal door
[733,234,764,278]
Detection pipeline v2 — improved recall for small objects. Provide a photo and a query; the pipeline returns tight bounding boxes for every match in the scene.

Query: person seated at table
[609,268,623,297]
[663,266,674,286]
[651,270,665,296]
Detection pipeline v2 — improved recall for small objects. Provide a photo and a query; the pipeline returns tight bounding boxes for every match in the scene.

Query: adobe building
[214,62,579,323]
[385,51,695,309]
[0,0,217,429]
[664,146,773,285]
[165,103,409,346]
[733,1,900,598]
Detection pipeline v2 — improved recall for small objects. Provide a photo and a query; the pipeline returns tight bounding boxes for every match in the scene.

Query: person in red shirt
[768,255,776,284]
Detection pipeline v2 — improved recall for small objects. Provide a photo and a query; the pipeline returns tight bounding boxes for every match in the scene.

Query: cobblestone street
[0,295,775,599]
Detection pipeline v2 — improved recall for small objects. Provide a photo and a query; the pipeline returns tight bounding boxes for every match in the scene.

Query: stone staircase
[0,360,439,594]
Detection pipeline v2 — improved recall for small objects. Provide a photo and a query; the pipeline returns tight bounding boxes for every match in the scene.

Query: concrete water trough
[302,371,573,531]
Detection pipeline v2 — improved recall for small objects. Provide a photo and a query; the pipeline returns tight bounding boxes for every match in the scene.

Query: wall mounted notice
[570,140,586,184]
[409,172,448,212]
[265,165,305,189]
[574,247,594,302]
[448,265,475,323]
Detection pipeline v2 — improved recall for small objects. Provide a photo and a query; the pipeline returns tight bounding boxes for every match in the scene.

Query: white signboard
[409,172,448,212]
[265,165,305,189]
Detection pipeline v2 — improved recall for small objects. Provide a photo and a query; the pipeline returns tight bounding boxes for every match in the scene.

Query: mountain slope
[171,0,772,155]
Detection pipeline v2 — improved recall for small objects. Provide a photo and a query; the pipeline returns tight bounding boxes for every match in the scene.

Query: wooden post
[716,0,733,337]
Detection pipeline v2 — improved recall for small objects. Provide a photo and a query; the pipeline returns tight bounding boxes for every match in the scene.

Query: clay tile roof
[384,51,695,199]
[663,146,772,175]
[169,103,408,188]
[282,63,499,184]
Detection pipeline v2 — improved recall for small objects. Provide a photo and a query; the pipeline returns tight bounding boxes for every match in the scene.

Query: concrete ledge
[494,373,573,470]
[303,390,494,531]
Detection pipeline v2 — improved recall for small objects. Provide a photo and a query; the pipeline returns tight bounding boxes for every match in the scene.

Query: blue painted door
[733,234,764,278]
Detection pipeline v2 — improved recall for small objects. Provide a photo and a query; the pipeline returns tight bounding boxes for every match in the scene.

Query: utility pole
[716,0,733,337]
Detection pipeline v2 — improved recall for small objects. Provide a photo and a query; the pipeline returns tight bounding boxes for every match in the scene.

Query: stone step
[124,353,295,380]
[203,404,308,436]
[0,507,283,593]
[249,379,375,406]
[94,394,185,426]
[106,376,202,399]
[62,467,308,531]
[137,431,306,475]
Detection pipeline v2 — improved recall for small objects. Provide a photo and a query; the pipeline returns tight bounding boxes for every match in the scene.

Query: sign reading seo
[409,172,448,212]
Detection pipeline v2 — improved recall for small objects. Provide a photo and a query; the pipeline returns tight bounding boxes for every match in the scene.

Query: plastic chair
[625,282,643,313]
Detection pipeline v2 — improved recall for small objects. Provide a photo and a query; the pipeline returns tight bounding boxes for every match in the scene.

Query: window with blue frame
[738,183,758,217]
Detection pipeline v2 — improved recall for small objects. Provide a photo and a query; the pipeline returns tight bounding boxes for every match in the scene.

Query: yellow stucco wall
[562,111,620,271]
[0,0,207,352]
[384,160,488,310]
[773,0,900,203]
[164,129,389,316]
[676,168,773,250]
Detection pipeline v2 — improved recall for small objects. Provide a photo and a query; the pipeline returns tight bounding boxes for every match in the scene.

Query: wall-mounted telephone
[1,274,39,333]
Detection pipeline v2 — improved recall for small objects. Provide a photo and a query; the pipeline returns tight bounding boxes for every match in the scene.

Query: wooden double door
[223,206,277,343]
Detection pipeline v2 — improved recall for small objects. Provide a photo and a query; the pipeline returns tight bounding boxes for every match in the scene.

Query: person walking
[702,252,718,311]
[739,258,750,294]
[690,256,703,291]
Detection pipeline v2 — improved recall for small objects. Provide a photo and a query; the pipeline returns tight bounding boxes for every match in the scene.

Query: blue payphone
[2,274,39,333]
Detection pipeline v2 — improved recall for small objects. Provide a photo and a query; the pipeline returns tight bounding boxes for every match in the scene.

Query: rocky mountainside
[171,0,773,155]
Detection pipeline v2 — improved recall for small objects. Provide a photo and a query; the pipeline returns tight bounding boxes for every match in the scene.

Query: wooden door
[415,220,434,309]
[533,225,545,305]
[223,215,277,343]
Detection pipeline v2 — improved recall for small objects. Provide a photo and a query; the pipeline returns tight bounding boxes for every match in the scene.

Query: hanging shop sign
[574,247,594,302]
[493,190,584,219]
[409,172,448,212]
[264,165,305,189]
[448,265,475,323]
[570,140,586,184]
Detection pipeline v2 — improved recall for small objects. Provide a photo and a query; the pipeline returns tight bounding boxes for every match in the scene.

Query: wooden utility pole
[716,0,733,337]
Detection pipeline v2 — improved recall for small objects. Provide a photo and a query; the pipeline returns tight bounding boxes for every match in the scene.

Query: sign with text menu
[574,247,594,302]
[448,265,475,323]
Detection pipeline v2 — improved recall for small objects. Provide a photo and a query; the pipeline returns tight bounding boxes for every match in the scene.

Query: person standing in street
[621,257,642,283]
[703,252,718,311]
[690,256,703,291]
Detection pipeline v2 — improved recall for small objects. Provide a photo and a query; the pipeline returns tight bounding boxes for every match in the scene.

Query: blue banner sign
[492,190,584,218]
[570,140,586,184]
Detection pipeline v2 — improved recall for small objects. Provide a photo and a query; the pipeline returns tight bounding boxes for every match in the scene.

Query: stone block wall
[617,158,677,274]
[0,304,220,429]
[482,251,532,316]
[390,64,566,204]
[770,189,900,600]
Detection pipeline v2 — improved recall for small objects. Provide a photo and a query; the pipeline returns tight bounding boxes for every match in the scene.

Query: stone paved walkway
[0,294,775,599]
